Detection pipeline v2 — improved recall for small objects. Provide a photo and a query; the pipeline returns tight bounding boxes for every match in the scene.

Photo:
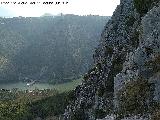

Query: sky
[0,0,120,17]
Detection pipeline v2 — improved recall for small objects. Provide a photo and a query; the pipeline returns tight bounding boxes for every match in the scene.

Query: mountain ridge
[64,0,160,119]
[0,15,110,84]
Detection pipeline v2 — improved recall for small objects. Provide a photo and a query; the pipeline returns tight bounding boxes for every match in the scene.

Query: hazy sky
[0,0,120,17]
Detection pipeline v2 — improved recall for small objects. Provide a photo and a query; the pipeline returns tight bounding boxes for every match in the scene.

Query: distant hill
[0,15,110,84]
[41,13,54,17]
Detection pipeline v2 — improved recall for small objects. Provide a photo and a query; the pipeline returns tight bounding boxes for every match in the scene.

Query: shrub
[96,86,105,97]
[126,16,136,27]
[134,0,159,16]
[117,78,153,117]
[83,73,89,81]
[29,91,75,119]
[145,55,160,73]
[94,108,107,119]
[145,47,153,56]
[148,101,160,120]
[71,108,88,120]
[152,110,160,120]
[0,101,32,120]
[105,46,113,55]
[131,31,140,48]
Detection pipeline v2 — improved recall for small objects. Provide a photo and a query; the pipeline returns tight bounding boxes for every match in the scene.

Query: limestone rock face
[141,5,160,101]
[115,3,160,99]
[64,0,160,119]
[114,3,160,117]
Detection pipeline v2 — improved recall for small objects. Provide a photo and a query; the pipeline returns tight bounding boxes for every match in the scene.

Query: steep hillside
[0,15,110,83]
[64,0,160,120]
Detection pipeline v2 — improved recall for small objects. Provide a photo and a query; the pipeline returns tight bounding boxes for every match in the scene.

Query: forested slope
[0,15,110,83]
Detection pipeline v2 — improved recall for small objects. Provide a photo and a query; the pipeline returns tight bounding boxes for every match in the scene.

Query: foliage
[97,86,105,97]
[105,46,113,55]
[145,47,153,56]
[0,89,76,120]
[0,15,109,84]
[134,0,159,15]
[126,15,136,27]
[145,55,160,73]
[0,90,16,101]
[70,108,88,120]
[131,30,140,48]
[151,104,160,120]
[29,91,73,118]
[94,109,107,119]
[152,110,160,120]
[0,101,32,120]
[117,78,152,117]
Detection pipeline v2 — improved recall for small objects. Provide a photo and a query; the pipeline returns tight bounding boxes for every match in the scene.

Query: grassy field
[53,78,82,92]
[0,78,83,93]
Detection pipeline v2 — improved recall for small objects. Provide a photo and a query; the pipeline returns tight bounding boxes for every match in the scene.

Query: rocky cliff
[64,0,160,119]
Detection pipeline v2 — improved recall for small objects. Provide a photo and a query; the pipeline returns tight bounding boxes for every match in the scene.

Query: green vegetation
[29,91,75,119]
[117,78,152,118]
[0,78,82,120]
[70,108,88,120]
[96,86,105,97]
[94,109,107,119]
[0,89,76,120]
[105,46,113,55]
[0,101,32,120]
[126,15,136,27]
[145,47,153,56]
[145,55,160,73]
[0,78,82,92]
[52,78,82,93]
[151,102,160,120]
[131,30,140,48]
[151,108,160,120]
[125,14,140,48]
[0,15,109,84]
[134,0,159,15]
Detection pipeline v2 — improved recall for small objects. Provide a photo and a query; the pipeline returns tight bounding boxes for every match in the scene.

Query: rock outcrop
[64,0,160,119]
